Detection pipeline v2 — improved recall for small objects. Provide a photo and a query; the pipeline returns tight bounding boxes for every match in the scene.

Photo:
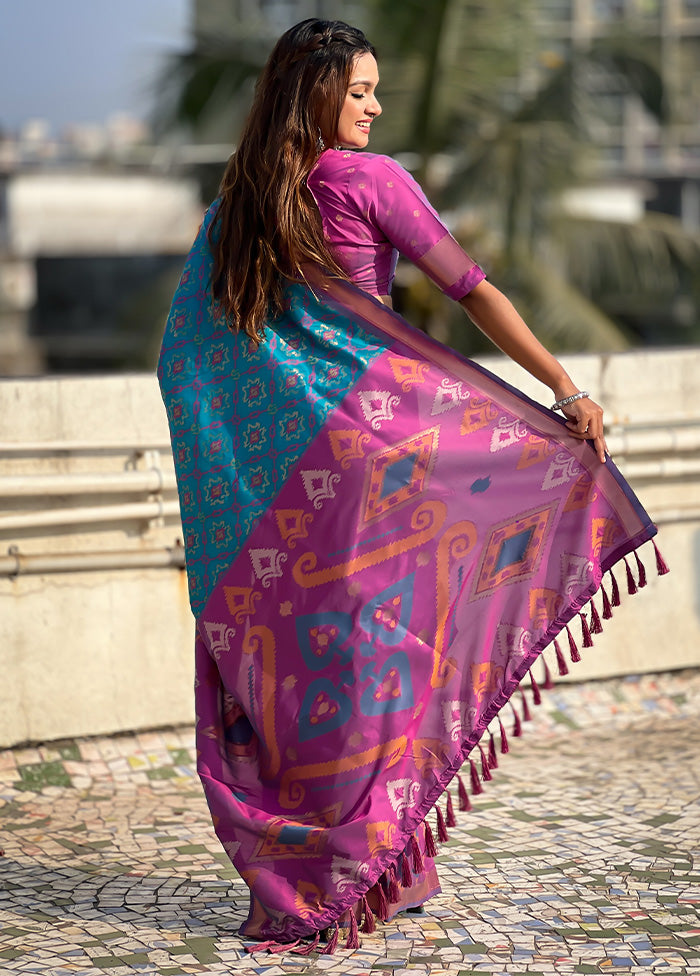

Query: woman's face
[335,52,381,149]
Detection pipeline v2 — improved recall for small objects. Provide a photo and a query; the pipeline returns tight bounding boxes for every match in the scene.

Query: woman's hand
[561,396,608,464]
[460,282,609,464]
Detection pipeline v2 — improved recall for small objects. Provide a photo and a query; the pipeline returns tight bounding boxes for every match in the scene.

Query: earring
[316,127,326,153]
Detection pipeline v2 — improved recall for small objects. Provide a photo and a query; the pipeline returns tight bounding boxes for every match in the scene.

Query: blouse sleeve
[355,155,486,300]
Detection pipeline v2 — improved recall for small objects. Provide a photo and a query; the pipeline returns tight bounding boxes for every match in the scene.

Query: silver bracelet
[551,391,590,412]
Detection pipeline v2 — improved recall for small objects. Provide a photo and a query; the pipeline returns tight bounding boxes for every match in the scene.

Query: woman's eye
[350,93,364,99]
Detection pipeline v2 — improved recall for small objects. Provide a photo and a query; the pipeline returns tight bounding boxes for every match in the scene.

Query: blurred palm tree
[154,0,700,352]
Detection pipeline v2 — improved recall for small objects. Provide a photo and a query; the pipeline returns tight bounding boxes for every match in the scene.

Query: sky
[0,0,190,134]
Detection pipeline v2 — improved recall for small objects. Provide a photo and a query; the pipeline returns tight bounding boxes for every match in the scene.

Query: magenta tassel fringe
[457,773,472,810]
[498,715,509,753]
[553,638,569,676]
[609,569,621,606]
[469,757,484,794]
[446,790,457,826]
[410,833,424,873]
[376,879,390,920]
[436,805,449,843]
[388,865,401,903]
[634,550,647,587]
[653,540,670,575]
[590,599,603,634]
[579,611,594,648]
[511,701,522,737]
[542,656,554,689]
[529,671,542,706]
[624,557,638,595]
[478,744,493,780]
[345,909,360,949]
[566,625,581,663]
[401,850,412,888]
[294,932,320,955]
[361,895,376,934]
[424,820,438,857]
[520,689,532,722]
[322,922,339,954]
[488,731,499,769]
[601,584,613,620]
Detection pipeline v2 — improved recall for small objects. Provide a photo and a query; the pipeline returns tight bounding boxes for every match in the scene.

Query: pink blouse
[307,149,485,301]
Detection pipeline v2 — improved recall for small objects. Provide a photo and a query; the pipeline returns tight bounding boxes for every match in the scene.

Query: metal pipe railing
[0,499,181,532]
[0,545,185,577]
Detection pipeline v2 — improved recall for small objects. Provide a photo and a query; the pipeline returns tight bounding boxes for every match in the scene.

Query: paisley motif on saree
[158,210,661,947]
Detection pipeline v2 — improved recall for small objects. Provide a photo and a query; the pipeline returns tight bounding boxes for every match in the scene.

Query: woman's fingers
[563,399,608,463]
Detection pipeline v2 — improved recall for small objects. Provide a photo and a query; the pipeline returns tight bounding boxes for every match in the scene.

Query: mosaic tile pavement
[1,669,699,976]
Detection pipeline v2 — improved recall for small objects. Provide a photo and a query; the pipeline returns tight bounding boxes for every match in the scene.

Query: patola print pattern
[159,209,660,947]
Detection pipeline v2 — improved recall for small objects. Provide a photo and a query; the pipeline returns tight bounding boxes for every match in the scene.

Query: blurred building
[0,123,203,376]
[534,0,700,227]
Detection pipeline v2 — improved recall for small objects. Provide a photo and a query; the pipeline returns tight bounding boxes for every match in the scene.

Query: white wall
[0,351,698,747]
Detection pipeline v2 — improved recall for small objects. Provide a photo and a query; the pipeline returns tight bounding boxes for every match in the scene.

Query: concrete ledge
[1,351,698,747]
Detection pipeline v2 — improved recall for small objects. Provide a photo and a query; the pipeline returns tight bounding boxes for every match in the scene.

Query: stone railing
[1,351,698,747]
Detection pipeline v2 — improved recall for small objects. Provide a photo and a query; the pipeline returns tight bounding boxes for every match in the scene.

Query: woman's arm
[460,279,607,463]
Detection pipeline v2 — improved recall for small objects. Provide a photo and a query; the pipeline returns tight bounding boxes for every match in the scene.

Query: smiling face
[335,51,381,149]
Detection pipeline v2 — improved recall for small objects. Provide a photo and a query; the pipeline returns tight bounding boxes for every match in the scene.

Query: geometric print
[158,204,390,614]
[472,503,558,598]
[361,427,439,526]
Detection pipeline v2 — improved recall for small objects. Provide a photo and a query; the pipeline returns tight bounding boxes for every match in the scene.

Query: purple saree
[158,155,663,952]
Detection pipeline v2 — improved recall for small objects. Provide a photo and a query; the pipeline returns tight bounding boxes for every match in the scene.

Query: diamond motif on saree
[358,389,401,429]
[473,504,557,597]
[327,428,371,469]
[460,395,499,435]
[361,428,439,526]
[542,452,581,490]
[301,469,341,509]
[388,356,430,391]
[249,548,288,587]
[431,378,470,416]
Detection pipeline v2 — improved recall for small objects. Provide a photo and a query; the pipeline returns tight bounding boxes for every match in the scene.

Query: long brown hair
[209,19,376,344]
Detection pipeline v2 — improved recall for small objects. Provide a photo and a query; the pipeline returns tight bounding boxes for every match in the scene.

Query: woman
[159,19,663,953]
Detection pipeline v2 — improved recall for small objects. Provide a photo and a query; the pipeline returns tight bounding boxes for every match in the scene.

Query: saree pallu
[158,214,662,949]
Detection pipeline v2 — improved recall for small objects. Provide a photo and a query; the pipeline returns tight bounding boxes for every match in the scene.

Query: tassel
[589,599,603,634]
[375,879,390,921]
[388,865,401,903]
[579,611,594,648]
[542,656,554,689]
[479,744,493,780]
[410,833,424,873]
[529,670,542,705]
[520,689,532,722]
[488,731,499,769]
[446,790,457,826]
[601,584,613,620]
[322,921,339,954]
[634,550,647,587]
[294,932,320,955]
[653,540,669,575]
[511,701,522,737]
[248,939,301,954]
[609,569,621,606]
[553,638,569,676]
[469,757,484,794]
[498,715,509,753]
[436,805,449,843]
[423,820,437,857]
[457,773,472,809]
[566,625,581,663]
[345,909,360,949]
[401,850,413,888]
[624,557,638,595]
[424,819,438,857]
[361,895,376,934]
